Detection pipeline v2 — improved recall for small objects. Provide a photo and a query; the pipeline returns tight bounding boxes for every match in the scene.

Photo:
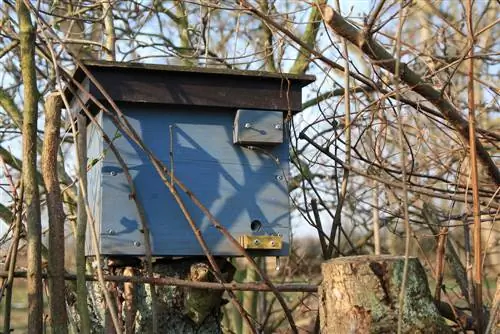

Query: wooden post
[319,255,451,333]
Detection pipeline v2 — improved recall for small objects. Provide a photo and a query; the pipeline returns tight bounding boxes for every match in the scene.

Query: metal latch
[233,109,283,145]
[239,235,282,250]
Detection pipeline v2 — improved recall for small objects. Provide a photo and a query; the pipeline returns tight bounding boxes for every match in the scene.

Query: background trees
[0,0,498,332]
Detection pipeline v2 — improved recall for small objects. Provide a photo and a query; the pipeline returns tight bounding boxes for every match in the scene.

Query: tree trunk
[41,93,68,334]
[319,255,451,333]
[76,114,91,333]
[17,1,43,333]
[85,258,233,333]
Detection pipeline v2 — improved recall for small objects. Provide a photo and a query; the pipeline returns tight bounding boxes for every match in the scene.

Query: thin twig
[422,203,470,305]
[310,199,328,259]
[393,3,411,333]
[466,0,484,330]
[0,270,319,292]
[364,0,386,34]
[372,180,381,255]
[298,132,499,209]
[2,182,22,334]
[434,227,447,302]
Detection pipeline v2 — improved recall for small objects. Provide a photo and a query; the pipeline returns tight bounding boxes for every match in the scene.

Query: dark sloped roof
[66,60,315,113]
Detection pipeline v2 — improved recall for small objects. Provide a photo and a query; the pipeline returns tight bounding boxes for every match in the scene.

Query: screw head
[276,175,284,181]
[133,241,141,247]
[253,239,260,245]
[107,229,115,235]
[270,240,276,246]
[274,123,282,130]
[110,171,117,176]
[244,123,252,129]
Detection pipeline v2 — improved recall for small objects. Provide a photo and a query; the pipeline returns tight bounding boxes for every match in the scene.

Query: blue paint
[86,105,291,256]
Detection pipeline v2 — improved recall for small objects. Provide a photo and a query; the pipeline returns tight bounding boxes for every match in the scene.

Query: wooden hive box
[67,61,314,257]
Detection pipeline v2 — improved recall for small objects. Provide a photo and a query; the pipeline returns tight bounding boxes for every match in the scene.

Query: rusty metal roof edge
[74,60,316,86]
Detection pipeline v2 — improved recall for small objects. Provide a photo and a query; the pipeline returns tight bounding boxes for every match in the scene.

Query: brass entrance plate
[239,235,282,250]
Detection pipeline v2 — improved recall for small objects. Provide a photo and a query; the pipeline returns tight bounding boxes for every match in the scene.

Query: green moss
[367,292,387,322]
[391,259,451,333]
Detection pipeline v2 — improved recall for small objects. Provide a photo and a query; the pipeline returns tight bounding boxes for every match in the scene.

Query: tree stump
[319,255,451,334]
[69,257,234,333]
[134,257,234,334]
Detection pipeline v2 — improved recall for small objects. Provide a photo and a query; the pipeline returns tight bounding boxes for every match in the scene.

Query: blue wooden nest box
[68,61,314,257]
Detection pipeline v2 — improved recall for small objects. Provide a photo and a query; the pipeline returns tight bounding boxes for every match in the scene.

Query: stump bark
[319,255,451,334]
[67,257,233,333]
